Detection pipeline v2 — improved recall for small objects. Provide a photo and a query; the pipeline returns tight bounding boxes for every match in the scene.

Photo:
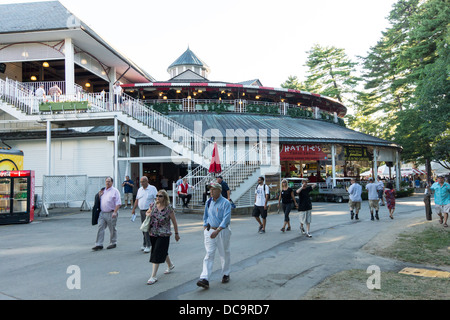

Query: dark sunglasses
[156,195,164,198]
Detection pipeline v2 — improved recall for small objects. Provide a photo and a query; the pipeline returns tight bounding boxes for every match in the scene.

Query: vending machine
[0,171,35,225]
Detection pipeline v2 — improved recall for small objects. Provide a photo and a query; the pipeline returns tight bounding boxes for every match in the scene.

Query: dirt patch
[302,269,449,300]
[362,216,434,255]
[303,216,450,300]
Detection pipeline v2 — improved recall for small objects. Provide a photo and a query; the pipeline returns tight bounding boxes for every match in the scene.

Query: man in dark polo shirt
[216,176,230,200]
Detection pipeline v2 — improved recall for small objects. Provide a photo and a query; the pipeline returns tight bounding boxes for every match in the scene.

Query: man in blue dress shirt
[197,182,232,289]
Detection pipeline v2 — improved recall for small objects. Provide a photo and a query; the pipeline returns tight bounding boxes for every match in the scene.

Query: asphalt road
[0,194,433,300]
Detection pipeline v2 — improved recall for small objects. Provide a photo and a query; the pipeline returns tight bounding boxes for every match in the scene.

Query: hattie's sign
[280,144,328,161]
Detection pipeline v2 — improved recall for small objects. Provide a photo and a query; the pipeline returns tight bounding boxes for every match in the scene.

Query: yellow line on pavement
[399,268,450,279]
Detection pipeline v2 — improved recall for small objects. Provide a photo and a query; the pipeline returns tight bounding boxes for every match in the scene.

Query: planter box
[39,101,89,112]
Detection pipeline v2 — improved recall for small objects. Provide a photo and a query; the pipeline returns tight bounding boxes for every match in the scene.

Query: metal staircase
[0,78,216,165]
[0,78,266,205]
[187,143,263,206]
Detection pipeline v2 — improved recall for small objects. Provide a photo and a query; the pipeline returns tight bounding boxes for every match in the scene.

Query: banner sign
[0,170,31,178]
[344,146,372,161]
[280,144,328,161]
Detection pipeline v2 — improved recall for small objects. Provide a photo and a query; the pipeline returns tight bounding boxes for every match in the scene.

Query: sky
[1,0,397,87]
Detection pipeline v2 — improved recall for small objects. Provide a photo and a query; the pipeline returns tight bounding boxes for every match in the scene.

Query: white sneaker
[306,233,312,238]
[124,206,128,209]
[140,246,145,251]
[144,247,150,253]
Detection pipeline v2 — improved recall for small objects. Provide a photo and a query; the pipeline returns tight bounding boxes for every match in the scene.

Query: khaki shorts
[299,210,312,225]
[124,193,133,204]
[349,200,361,210]
[435,204,450,215]
[368,200,379,211]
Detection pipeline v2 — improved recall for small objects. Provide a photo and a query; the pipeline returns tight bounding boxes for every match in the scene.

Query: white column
[139,145,144,178]
[331,144,336,188]
[114,116,119,189]
[64,38,75,96]
[395,150,401,191]
[109,67,117,110]
[139,163,143,179]
[46,121,52,175]
[373,147,378,180]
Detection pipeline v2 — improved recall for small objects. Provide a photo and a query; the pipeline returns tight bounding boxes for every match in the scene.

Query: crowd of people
[90,172,449,289]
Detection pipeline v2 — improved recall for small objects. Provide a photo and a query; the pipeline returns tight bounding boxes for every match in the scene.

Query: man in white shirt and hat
[131,176,157,253]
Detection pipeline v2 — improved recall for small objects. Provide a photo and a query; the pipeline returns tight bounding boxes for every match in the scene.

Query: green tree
[360,0,421,116]
[395,0,450,170]
[353,0,449,175]
[304,45,360,104]
[281,75,305,91]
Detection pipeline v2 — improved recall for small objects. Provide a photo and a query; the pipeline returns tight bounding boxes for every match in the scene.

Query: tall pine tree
[304,45,360,104]
[354,0,449,173]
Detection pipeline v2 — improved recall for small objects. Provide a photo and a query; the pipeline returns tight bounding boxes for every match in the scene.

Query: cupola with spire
[167,47,210,80]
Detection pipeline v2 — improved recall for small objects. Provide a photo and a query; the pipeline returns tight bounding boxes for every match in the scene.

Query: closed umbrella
[209,143,222,174]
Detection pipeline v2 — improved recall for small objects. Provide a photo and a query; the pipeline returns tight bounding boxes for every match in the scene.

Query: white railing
[142,98,340,122]
[219,143,262,189]
[22,81,83,97]
[0,78,37,114]
[120,92,219,164]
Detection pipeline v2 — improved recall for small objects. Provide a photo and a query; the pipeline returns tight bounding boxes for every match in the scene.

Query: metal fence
[41,175,109,217]
[86,176,110,206]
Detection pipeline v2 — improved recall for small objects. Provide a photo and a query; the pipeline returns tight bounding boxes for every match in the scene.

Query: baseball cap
[209,182,222,190]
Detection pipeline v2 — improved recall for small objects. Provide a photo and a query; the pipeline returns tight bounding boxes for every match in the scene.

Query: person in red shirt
[178,178,193,208]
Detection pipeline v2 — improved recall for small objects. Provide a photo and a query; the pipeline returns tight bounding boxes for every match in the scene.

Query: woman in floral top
[384,182,396,220]
[146,190,180,285]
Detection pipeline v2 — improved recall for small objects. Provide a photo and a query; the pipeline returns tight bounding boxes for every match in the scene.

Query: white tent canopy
[361,165,394,178]
[361,165,427,178]
[419,162,450,175]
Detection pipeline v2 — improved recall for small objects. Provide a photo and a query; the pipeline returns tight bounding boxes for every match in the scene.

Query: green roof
[168,48,209,69]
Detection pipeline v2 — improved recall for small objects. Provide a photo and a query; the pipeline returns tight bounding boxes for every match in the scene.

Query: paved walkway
[0,194,443,300]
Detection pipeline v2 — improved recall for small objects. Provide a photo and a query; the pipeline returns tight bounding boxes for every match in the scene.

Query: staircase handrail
[117,92,221,167]
[188,143,262,205]
[219,143,261,190]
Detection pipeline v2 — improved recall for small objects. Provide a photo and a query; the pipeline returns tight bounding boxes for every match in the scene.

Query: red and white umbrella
[209,143,222,174]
